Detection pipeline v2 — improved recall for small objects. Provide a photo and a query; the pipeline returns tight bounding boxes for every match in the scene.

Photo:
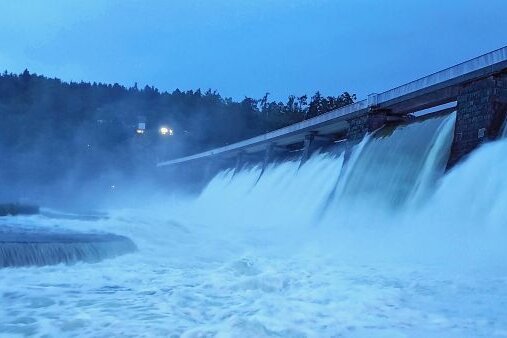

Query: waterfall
[338,113,456,209]
[194,113,457,230]
[0,225,136,268]
[3,112,507,337]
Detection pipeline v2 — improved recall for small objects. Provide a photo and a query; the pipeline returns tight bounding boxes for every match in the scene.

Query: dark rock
[0,203,39,217]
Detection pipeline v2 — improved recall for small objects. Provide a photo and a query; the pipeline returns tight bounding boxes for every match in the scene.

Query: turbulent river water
[2,113,507,337]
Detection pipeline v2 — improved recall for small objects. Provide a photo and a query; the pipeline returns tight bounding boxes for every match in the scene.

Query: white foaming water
[2,114,507,337]
[335,114,456,212]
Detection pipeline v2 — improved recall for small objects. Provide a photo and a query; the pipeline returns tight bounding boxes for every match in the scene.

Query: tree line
[0,69,355,195]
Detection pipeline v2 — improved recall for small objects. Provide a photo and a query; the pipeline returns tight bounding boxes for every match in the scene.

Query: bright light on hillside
[159,126,173,136]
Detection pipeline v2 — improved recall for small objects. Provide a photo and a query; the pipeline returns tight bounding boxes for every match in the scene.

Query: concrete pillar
[203,158,228,182]
[300,133,333,164]
[346,115,369,145]
[233,151,245,174]
[233,151,265,175]
[344,109,415,161]
[256,143,286,179]
[344,110,389,162]
[203,160,214,181]
[232,151,245,176]
[262,143,277,171]
[502,116,507,138]
[447,74,507,168]
[301,134,315,163]
[346,110,388,145]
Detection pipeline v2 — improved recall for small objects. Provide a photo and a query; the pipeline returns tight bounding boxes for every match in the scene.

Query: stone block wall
[344,111,388,162]
[448,74,507,168]
[346,115,370,144]
[346,111,388,144]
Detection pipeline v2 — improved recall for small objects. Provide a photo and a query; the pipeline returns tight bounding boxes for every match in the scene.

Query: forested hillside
[0,69,355,201]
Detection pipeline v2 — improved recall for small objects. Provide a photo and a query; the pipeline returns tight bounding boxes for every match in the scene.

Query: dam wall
[158,46,507,173]
[448,74,507,167]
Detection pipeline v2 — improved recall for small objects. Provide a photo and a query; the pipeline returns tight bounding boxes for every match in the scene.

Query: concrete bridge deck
[158,46,507,167]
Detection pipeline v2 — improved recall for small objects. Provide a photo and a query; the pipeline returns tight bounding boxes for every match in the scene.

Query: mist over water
[2,113,507,337]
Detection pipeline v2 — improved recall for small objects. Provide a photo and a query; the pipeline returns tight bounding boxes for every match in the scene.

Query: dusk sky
[1,0,506,100]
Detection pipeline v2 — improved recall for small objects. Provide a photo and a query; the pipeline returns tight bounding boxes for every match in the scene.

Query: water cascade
[3,112,507,336]
[0,224,136,268]
[337,113,456,209]
[194,113,457,231]
[195,152,345,230]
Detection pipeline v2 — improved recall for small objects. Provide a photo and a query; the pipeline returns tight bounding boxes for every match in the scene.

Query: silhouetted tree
[0,70,355,189]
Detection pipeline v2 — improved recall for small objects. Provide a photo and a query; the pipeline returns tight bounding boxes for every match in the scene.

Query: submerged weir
[0,223,136,268]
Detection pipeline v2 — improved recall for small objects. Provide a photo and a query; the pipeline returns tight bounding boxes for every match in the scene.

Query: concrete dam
[158,46,507,173]
[4,49,507,336]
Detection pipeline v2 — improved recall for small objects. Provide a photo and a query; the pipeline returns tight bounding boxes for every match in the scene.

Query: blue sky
[1,0,506,100]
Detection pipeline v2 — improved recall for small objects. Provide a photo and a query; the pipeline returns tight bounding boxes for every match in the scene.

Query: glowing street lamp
[159,126,173,136]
